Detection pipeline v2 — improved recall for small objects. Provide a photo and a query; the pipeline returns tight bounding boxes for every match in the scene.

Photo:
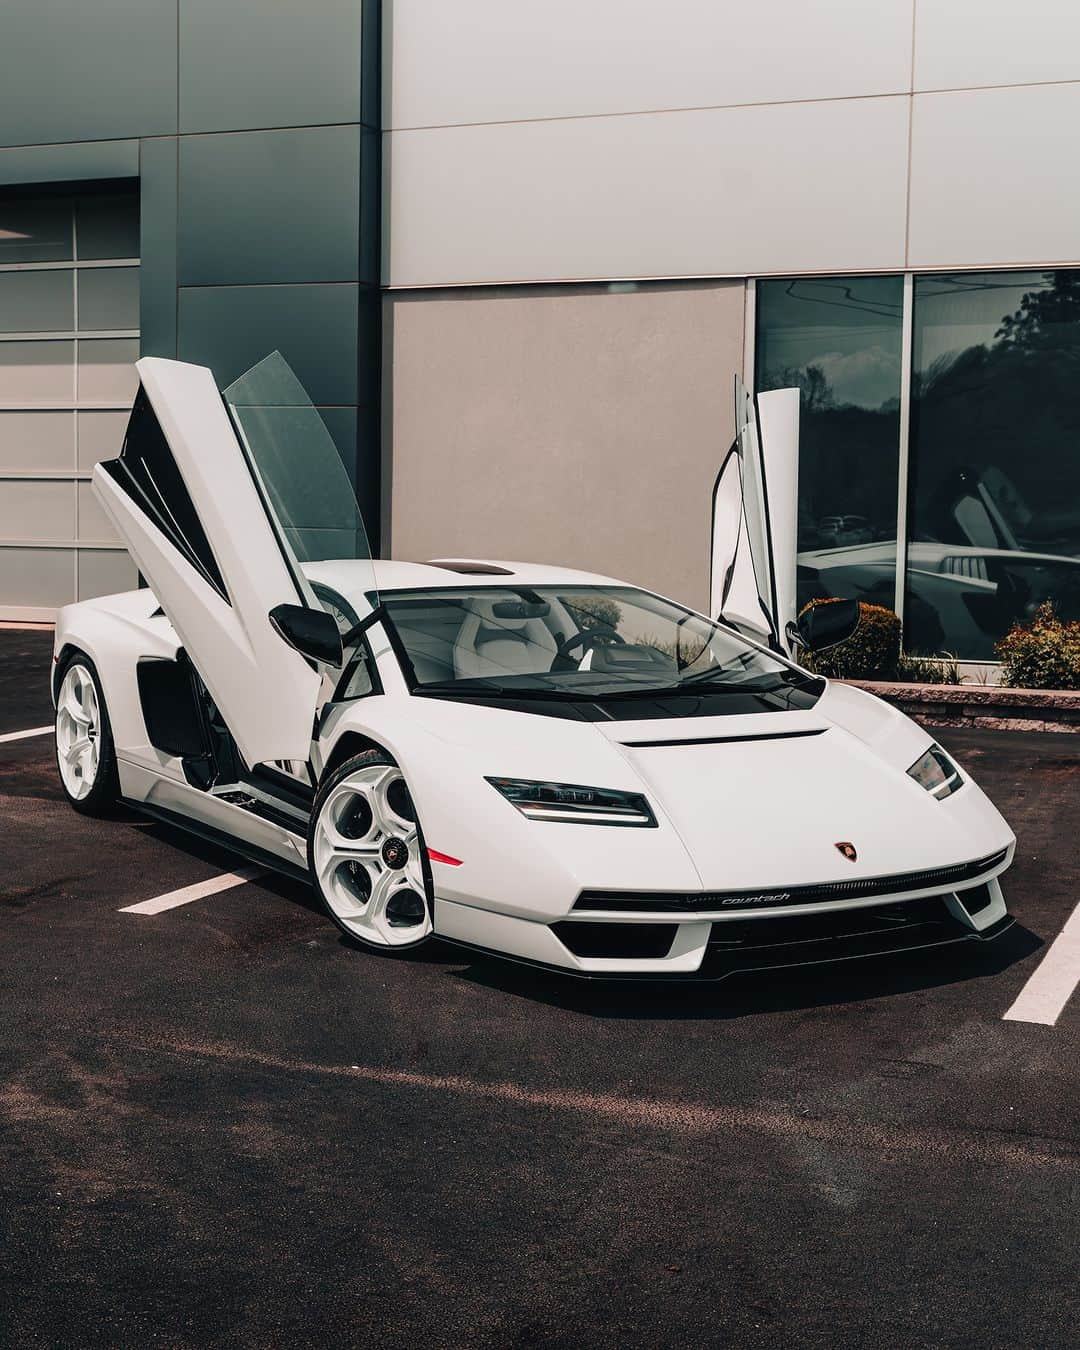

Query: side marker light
[427,847,463,867]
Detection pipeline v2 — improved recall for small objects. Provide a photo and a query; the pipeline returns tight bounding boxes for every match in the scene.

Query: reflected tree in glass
[906,271,1080,660]
[755,276,904,619]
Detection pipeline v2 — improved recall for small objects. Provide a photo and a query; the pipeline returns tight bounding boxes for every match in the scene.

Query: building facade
[0,0,380,620]
[3,1,1080,666]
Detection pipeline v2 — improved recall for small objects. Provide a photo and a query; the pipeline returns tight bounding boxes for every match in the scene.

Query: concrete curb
[845,680,1080,734]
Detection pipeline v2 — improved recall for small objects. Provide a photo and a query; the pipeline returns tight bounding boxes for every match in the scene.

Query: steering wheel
[550,622,625,671]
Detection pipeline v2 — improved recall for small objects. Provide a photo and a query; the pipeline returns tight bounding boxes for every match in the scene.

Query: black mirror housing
[796,598,861,653]
[269,603,343,668]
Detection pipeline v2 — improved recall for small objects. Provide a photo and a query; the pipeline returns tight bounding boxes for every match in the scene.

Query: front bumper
[433,862,1013,979]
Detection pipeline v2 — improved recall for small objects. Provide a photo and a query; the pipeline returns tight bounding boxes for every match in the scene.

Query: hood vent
[619,728,827,749]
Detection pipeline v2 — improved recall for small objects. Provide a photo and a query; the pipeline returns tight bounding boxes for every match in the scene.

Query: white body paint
[49,358,1016,977]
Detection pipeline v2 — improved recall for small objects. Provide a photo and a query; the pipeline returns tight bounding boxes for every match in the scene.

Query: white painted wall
[384,0,1080,286]
[385,0,913,128]
[909,82,1080,269]
[913,0,1080,91]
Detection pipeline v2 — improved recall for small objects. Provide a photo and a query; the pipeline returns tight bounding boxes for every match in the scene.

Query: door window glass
[224,351,378,617]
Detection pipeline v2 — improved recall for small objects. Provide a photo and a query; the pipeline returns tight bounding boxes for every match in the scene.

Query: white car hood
[594,682,1012,889]
[361,679,1012,899]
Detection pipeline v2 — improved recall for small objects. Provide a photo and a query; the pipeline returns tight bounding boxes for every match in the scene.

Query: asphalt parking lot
[1,628,1077,1349]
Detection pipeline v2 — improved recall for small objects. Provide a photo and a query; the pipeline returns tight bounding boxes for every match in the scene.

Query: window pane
[77,480,119,544]
[756,276,904,617]
[76,337,138,403]
[76,409,128,470]
[77,548,137,601]
[907,271,1080,660]
[0,196,72,263]
[76,190,139,260]
[0,411,74,472]
[0,268,73,332]
[0,480,75,542]
[77,266,138,330]
[0,547,74,607]
[0,340,74,404]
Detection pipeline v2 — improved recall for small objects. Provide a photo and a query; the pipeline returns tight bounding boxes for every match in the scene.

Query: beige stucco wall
[383,280,745,612]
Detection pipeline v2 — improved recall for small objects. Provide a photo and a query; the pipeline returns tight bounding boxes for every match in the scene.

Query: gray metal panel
[317,403,378,540]
[0,1,175,147]
[178,0,366,133]
[359,127,379,286]
[0,141,139,188]
[178,126,362,286]
[138,137,178,358]
[177,283,361,405]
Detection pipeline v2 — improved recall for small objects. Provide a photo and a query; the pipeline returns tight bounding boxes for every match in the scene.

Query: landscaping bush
[896,652,961,685]
[995,601,1080,690]
[797,598,901,681]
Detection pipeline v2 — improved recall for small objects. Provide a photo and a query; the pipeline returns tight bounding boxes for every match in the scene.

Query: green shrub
[896,652,961,685]
[798,598,901,681]
[995,601,1080,690]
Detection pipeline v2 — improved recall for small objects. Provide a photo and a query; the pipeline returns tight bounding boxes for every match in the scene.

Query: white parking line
[1003,901,1080,1027]
[119,865,264,915]
[0,725,52,745]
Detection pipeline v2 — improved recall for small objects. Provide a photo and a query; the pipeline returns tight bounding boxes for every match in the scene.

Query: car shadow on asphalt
[446,925,1045,1020]
[131,817,1046,1016]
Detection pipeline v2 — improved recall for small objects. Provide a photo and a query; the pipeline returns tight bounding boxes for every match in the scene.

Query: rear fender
[54,591,181,786]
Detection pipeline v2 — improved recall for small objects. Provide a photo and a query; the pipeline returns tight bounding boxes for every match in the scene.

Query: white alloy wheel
[311,761,433,948]
[56,663,102,801]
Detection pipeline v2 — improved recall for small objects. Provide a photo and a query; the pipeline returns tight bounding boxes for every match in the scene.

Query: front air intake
[551,921,678,959]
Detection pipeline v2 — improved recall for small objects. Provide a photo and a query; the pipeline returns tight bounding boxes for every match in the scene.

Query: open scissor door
[92,353,376,766]
[710,380,800,652]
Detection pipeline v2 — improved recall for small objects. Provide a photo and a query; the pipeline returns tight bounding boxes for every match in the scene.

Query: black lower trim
[130,801,311,885]
[436,906,1013,983]
[574,849,1010,914]
[698,897,1011,977]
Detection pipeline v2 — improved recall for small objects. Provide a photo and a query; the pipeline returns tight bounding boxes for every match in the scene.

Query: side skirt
[129,799,312,886]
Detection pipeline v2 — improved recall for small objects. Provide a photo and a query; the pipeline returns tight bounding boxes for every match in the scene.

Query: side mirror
[791,598,861,653]
[269,603,343,668]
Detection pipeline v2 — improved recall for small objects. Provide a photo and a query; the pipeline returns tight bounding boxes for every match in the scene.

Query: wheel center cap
[381,836,409,870]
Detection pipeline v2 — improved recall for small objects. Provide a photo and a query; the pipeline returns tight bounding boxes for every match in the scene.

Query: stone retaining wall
[846,681,1080,734]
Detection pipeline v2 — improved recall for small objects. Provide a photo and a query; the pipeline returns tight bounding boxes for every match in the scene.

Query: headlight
[486,777,657,827]
[907,745,963,800]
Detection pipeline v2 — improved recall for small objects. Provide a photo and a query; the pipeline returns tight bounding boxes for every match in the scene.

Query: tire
[54,652,120,816]
[308,748,434,951]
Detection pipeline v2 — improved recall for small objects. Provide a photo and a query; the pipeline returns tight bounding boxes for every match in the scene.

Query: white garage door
[0,188,140,621]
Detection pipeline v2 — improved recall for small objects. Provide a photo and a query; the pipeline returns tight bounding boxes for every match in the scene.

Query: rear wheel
[308,750,434,950]
[54,654,120,815]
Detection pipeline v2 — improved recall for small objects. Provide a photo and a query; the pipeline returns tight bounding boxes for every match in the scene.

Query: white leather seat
[453,599,557,680]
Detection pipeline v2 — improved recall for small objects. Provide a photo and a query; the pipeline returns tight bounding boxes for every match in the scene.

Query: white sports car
[51,356,1015,978]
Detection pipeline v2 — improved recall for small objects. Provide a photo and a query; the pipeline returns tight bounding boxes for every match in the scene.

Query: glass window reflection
[755,276,904,617]
[906,271,1080,660]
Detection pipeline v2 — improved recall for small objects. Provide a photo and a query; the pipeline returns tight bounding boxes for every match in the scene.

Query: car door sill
[130,800,312,885]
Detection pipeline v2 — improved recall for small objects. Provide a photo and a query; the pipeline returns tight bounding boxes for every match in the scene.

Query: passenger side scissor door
[710,380,800,652]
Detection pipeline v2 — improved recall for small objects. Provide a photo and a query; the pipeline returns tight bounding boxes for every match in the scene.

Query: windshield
[380,585,816,699]
[223,351,378,616]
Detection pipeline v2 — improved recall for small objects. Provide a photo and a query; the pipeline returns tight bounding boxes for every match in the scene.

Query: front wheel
[308,750,434,950]
[54,653,120,815]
